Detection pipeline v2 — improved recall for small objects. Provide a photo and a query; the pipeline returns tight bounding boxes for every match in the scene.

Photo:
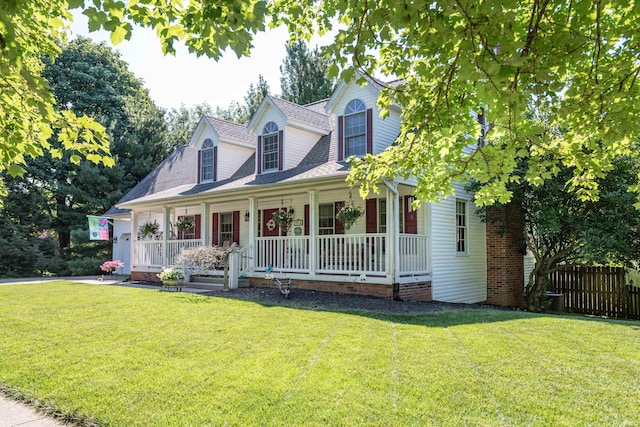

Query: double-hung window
[262,122,279,172]
[200,138,214,181]
[456,199,467,254]
[219,212,233,245]
[318,204,335,235]
[344,99,366,157]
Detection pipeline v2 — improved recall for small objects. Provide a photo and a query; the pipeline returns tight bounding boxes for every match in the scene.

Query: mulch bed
[201,287,490,315]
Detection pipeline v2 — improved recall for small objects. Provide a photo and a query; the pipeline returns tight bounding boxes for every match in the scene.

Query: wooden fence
[548,265,640,320]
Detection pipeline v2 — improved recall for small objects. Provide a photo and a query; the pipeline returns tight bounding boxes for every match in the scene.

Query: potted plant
[139,220,160,237]
[157,267,184,290]
[175,218,195,232]
[272,209,294,233]
[336,203,364,230]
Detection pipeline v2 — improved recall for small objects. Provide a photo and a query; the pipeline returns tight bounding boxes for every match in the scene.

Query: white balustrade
[316,234,386,275]
[134,234,429,277]
[398,234,430,275]
[255,236,309,272]
[165,239,202,266]
[134,240,163,267]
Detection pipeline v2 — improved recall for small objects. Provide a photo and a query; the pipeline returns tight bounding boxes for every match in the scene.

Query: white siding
[112,218,132,274]
[191,125,219,149]
[523,251,535,287]
[374,108,401,155]
[430,182,487,303]
[217,142,254,181]
[256,108,286,133]
[284,125,323,169]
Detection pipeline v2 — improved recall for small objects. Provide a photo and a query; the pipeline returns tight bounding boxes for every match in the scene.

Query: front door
[262,208,281,237]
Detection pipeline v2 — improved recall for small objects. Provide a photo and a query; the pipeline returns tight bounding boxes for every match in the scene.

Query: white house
[105,74,524,305]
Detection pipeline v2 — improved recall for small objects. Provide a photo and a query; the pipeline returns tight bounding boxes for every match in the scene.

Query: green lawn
[0,282,639,426]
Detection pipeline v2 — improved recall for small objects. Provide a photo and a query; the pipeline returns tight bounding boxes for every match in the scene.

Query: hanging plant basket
[176,219,195,232]
[139,220,160,236]
[336,203,364,230]
[272,209,294,233]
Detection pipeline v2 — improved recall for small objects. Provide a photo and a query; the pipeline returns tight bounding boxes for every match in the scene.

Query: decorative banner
[88,216,110,241]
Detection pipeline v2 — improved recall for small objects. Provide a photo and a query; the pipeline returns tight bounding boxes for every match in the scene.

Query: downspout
[382,178,400,288]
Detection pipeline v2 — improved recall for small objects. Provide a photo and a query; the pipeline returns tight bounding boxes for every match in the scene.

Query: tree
[280,40,334,105]
[2,1,640,207]
[36,38,168,254]
[165,103,213,147]
[481,157,640,310]
[0,1,114,203]
[214,75,270,123]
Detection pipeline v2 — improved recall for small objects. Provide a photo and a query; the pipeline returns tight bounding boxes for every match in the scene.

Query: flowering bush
[100,260,124,274]
[139,220,160,236]
[177,245,231,270]
[157,267,184,281]
[336,203,364,230]
[272,209,294,233]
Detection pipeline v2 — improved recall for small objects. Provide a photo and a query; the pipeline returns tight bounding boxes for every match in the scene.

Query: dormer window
[344,100,366,157]
[337,99,372,161]
[258,122,282,174]
[199,138,216,182]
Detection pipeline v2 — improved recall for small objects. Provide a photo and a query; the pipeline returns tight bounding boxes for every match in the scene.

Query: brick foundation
[486,203,525,307]
[251,278,394,299]
[395,282,432,302]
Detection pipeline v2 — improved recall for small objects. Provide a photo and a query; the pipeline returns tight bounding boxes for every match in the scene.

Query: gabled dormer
[188,116,254,184]
[248,95,331,175]
[325,73,402,161]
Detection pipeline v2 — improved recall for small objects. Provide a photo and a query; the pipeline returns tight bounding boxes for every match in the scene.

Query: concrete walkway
[0,276,214,425]
[0,397,64,427]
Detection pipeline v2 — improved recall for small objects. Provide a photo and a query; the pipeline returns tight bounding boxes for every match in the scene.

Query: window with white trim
[456,199,467,254]
[344,99,366,157]
[262,122,279,172]
[318,204,335,235]
[378,199,387,233]
[219,212,233,245]
[200,138,214,181]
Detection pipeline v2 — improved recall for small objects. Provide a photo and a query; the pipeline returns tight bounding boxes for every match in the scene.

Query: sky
[69,12,332,111]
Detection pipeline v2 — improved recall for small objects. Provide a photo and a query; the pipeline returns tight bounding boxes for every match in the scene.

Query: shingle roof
[113,146,197,207]
[303,98,329,114]
[117,133,349,206]
[269,95,331,131]
[205,116,254,144]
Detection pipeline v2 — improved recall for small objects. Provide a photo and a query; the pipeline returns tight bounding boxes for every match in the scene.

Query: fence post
[228,250,239,289]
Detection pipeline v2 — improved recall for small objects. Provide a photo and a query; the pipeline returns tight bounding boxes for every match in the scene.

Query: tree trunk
[525,263,549,311]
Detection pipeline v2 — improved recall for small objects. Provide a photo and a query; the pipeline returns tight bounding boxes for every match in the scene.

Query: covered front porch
[129,181,431,295]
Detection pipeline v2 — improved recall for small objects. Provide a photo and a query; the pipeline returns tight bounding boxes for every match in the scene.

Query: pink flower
[100,260,124,273]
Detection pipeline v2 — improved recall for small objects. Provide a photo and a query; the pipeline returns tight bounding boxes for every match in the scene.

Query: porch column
[248,196,257,271]
[131,211,139,268]
[385,182,399,282]
[162,207,170,265]
[201,202,210,246]
[308,190,318,274]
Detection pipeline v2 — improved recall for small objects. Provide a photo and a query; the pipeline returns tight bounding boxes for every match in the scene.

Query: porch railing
[255,236,310,272]
[398,234,430,275]
[166,239,202,266]
[135,234,430,277]
[317,234,386,275]
[134,239,202,267]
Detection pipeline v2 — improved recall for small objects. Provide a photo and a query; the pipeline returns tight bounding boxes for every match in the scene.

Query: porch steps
[188,276,250,290]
